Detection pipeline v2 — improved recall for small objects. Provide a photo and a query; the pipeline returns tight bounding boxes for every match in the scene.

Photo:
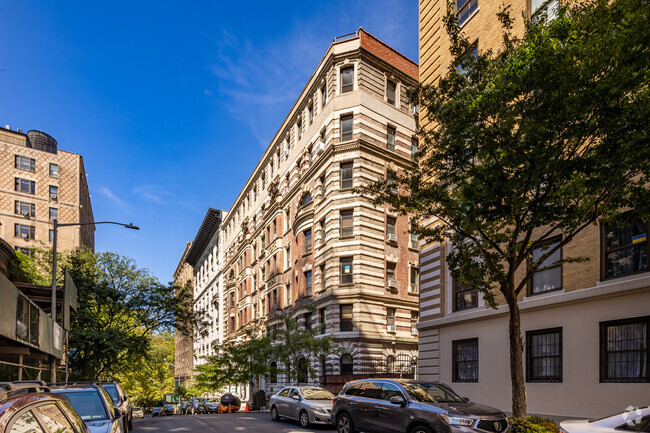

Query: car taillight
[332,398,337,405]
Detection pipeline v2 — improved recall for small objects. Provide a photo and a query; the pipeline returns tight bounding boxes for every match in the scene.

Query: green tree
[365,0,650,418]
[117,332,176,408]
[268,310,334,384]
[10,248,197,381]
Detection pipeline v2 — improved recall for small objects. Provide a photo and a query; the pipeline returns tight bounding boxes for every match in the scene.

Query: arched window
[386,355,396,373]
[341,353,353,375]
[270,361,277,383]
[300,193,312,207]
[297,357,309,384]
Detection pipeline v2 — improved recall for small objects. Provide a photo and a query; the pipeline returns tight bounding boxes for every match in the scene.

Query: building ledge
[418,273,650,332]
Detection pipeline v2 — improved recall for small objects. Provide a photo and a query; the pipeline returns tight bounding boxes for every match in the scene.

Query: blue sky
[0,0,418,283]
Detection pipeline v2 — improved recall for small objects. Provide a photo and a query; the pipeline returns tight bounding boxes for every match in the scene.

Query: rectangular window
[387,170,398,193]
[15,178,36,195]
[387,126,396,151]
[340,162,353,189]
[410,222,419,249]
[297,118,303,139]
[341,114,353,142]
[531,0,560,22]
[603,217,648,279]
[531,238,562,294]
[49,162,58,177]
[14,224,35,240]
[320,307,327,334]
[411,137,418,160]
[410,267,419,293]
[457,0,479,27]
[386,307,396,327]
[386,216,396,236]
[49,185,58,201]
[386,262,396,284]
[285,282,291,306]
[386,80,396,105]
[304,312,312,330]
[526,328,562,382]
[340,210,354,237]
[14,246,32,256]
[308,103,314,125]
[49,207,58,221]
[15,155,35,173]
[454,279,478,311]
[340,304,353,331]
[319,219,326,246]
[321,83,328,107]
[304,229,312,254]
[341,66,354,93]
[14,201,35,217]
[305,271,312,296]
[320,174,326,198]
[411,311,419,334]
[453,338,478,382]
[600,316,649,383]
[340,256,353,284]
[320,264,326,291]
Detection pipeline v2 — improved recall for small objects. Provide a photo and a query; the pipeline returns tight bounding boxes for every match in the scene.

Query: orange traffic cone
[245,403,250,413]
[228,404,232,413]
[217,405,221,414]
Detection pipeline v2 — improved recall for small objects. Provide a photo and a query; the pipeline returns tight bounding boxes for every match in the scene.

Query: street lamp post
[51,220,139,322]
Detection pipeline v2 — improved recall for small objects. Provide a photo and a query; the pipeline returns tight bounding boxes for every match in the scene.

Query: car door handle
[349,402,357,406]
[374,406,384,410]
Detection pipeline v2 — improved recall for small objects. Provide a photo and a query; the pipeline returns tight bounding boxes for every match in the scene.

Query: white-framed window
[340,66,354,93]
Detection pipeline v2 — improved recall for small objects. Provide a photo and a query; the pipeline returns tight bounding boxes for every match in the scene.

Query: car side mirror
[292,395,301,401]
[114,408,122,419]
[389,396,406,406]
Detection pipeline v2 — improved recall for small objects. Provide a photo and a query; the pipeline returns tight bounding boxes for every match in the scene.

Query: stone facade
[417,0,650,418]
[173,241,195,386]
[219,29,420,394]
[0,126,94,254]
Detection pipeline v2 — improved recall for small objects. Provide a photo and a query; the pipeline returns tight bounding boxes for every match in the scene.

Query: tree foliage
[11,248,197,381]
[116,332,176,408]
[364,0,650,418]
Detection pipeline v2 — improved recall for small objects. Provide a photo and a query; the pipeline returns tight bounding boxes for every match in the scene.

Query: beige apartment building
[174,241,194,386]
[219,29,420,394]
[0,126,94,255]
[417,0,649,418]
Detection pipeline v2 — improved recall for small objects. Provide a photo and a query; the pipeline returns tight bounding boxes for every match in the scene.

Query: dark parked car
[189,398,206,415]
[205,400,220,413]
[179,401,190,415]
[332,379,509,433]
[162,404,175,416]
[50,382,123,433]
[100,382,132,432]
[0,380,91,433]
[152,407,161,417]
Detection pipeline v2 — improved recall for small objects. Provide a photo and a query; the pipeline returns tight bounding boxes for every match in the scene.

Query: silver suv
[332,379,509,433]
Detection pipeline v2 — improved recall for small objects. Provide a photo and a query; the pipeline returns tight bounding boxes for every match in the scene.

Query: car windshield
[103,385,119,404]
[301,388,334,400]
[403,383,465,403]
[58,391,108,421]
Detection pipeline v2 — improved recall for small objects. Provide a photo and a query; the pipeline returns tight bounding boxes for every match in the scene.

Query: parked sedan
[132,408,143,418]
[560,406,650,432]
[152,407,161,417]
[332,379,509,433]
[0,381,91,433]
[205,400,220,413]
[189,398,207,415]
[50,382,123,433]
[162,404,175,416]
[100,382,132,432]
[270,386,335,428]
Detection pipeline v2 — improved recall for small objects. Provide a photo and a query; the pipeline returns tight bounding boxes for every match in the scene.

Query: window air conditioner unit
[387,324,396,333]
[411,328,418,336]
[386,233,398,242]
[50,193,58,200]
[284,149,289,158]
[387,280,398,290]
[314,141,326,155]
[21,233,29,239]
[21,210,30,217]
[411,105,419,116]
[409,284,419,294]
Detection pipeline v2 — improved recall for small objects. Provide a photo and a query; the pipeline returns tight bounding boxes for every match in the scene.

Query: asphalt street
[134,412,336,433]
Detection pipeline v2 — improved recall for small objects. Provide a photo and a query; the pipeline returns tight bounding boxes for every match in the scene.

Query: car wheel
[409,425,434,433]
[270,406,280,421]
[299,410,310,428]
[337,413,354,433]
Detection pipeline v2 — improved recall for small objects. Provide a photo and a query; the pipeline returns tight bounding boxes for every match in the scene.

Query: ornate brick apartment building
[219,29,420,394]
[417,0,649,418]
[173,241,194,386]
[0,126,94,254]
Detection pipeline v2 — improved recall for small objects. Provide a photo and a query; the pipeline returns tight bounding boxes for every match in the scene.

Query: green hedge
[509,416,559,433]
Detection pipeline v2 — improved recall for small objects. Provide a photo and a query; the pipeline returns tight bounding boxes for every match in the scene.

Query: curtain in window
[607,322,647,379]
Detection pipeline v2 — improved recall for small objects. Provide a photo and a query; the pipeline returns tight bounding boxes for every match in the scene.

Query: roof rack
[0,381,50,403]
[49,381,98,387]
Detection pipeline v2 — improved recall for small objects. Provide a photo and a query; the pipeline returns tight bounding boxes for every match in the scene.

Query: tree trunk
[506,294,526,418]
